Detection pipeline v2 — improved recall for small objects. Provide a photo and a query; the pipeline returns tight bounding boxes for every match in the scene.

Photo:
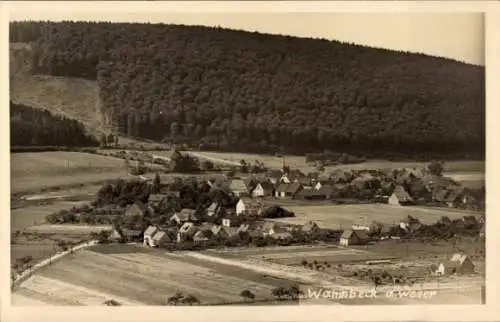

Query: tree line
[10,21,485,159]
[10,101,99,147]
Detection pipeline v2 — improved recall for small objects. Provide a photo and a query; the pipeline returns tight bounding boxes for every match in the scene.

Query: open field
[267,204,481,230]
[24,224,113,235]
[11,152,129,193]
[13,245,298,306]
[186,150,484,173]
[208,245,395,266]
[11,201,89,232]
[11,233,91,268]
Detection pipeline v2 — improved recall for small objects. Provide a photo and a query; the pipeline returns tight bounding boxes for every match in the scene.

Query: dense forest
[10,101,99,147]
[10,21,485,159]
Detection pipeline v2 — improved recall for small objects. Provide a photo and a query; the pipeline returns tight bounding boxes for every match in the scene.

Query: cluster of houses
[192,166,481,209]
[107,195,323,247]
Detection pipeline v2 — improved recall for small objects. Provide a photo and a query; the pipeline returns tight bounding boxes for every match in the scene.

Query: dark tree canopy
[10,21,485,159]
[10,101,98,147]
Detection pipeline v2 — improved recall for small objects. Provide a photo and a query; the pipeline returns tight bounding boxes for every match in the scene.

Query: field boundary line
[11,239,99,290]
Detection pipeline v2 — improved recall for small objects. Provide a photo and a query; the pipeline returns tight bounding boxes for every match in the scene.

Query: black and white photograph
[3,1,496,316]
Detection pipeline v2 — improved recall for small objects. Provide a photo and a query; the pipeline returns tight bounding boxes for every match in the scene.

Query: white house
[143,225,159,247]
[251,182,275,198]
[236,197,261,216]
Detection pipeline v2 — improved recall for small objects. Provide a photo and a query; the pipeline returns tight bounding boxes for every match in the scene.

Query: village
[36,148,484,293]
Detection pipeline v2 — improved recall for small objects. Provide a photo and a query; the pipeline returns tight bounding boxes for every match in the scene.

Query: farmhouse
[339,229,369,246]
[252,182,275,198]
[206,202,222,217]
[317,185,335,199]
[193,230,209,242]
[236,197,262,216]
[151,230,170,247]
[229,179,248,197]
[177,222,199,241]
[294,188,326,201]
[108,228,123,242]
[143,225,160,246]
[435,253,476,276]
[275,182,303,198]
[125,202,153,218]
[388,185,413,206]
[121,228,144,242]
[170,209,198,225]
[270,229,293,241]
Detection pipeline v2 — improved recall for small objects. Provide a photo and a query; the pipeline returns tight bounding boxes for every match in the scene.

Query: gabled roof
[258,181,275,191]
[433,188,449,202]
[229,179,247,191]
[152,230,169,242]
[449,253,471,266]
[341,229,369,240]
[179,222,197,233]
[275,183,289,193]
[237,224,250,234]
[176,208,197,221]
[121,228,143,237]
[222,226,238,237]
[144,225,159,237]
[193,230,209,240]
[295,188,325,197]
[126,202,150,215]
[238,197,260,208]
[391,185,413,201]
[286,182,302,194]
[207,202,220,212]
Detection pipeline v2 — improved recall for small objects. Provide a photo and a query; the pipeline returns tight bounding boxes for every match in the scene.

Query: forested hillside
[10,21,485,159]
[10,101,99,147]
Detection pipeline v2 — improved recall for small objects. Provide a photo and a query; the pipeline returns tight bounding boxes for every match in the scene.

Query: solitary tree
[239,289,256,302]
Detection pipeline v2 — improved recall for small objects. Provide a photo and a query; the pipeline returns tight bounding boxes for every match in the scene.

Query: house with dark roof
[339,229,369,246]
[388,185,413,206]
[252,182,275,198]
[125,202,153,218]
[274,182,303,198]
[435,253,476,276]
[294,188,326,201]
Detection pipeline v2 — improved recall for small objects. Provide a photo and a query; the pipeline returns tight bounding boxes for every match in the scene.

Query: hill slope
[10,43,107,135]
[9,21,485,159]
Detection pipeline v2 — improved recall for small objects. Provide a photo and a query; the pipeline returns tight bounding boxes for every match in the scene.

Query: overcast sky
[8,4,484,66]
